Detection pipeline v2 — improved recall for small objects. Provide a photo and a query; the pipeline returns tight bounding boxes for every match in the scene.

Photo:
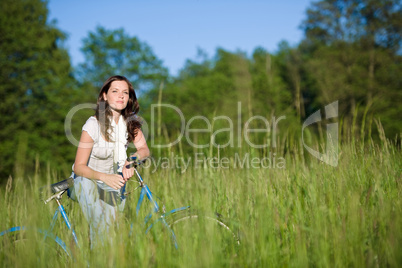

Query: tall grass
[0,138,401,267]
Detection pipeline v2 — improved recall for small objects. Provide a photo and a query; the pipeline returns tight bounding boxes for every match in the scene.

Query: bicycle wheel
[162,209,240,255]
[0,227,72,265]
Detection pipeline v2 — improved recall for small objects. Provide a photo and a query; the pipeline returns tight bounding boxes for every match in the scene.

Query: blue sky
[48,0,313,76]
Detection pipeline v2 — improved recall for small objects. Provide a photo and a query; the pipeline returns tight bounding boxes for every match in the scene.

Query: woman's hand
[100,174,125,190]
[122,165,134,181]
[122,157,136,181]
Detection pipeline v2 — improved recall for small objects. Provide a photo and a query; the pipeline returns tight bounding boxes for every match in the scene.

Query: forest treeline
[0,0,401,181]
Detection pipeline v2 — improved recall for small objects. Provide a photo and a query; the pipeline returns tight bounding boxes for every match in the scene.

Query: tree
[143,47,302,156]
[250,46,296,118]
[301,0,402,52]
[0,0,78,180]
[299,0,402,140]
[77,26,168,94]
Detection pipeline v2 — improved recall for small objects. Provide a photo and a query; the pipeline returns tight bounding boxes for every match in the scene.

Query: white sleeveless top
[82,116,128,176]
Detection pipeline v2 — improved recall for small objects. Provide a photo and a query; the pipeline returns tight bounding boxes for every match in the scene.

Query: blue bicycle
[0,157,239,261]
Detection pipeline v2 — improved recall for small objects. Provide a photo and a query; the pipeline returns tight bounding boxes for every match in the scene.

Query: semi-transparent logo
[302,101,338,167]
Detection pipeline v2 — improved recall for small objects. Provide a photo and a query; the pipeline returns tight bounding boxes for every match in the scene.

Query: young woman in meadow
[72,75,149,245]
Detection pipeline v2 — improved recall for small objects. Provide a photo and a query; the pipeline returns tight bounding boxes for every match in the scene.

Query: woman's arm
[74,131,125,190]
[122,129,150,180]
[131,129,150,160]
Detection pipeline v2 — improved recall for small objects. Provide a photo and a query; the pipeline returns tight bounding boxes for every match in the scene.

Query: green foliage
[142,47,301,160]
[0,0,79,180]
[77,26,169,93]
[299,0,402,140]
[300,0,402,52]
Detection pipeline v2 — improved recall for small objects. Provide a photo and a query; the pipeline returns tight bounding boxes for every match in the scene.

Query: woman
[73,75,149,246]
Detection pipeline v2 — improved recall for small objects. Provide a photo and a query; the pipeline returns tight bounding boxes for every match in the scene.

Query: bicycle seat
[39,177,74,195]
[49,177,74,193]
[39,177,75,202]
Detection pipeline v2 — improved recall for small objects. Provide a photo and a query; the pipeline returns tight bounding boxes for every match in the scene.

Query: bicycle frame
[51,198,79,246]
[130,167,190,248]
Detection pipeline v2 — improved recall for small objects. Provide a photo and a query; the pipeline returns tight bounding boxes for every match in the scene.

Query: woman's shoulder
[82,116,100,141]
[83,116,99,128]
[85,116,98,123]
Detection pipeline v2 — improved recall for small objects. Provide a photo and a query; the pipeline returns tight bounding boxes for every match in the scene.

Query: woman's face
[103,80,130,114]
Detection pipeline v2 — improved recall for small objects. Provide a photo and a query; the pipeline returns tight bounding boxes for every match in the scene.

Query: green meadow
[1,138,400,267]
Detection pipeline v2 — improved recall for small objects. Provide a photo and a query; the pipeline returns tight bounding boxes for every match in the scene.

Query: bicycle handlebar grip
[126,156,138,169]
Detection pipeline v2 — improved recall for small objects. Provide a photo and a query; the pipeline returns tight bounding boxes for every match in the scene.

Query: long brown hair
[95,75,141,143]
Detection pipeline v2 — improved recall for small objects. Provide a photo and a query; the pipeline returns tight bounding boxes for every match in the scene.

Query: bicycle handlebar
[125,156,150,169]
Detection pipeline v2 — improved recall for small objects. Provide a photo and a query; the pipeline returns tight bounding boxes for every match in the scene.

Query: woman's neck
[111,110,121,124]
